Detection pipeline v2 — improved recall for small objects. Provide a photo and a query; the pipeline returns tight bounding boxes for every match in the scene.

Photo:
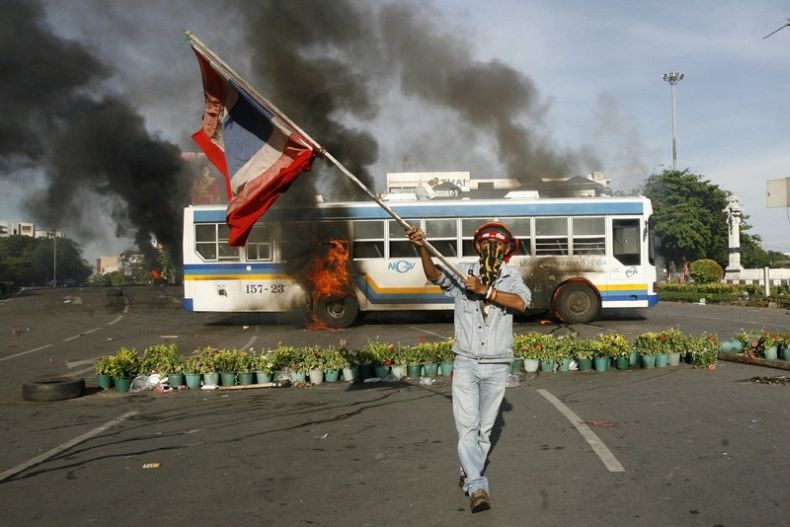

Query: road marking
[63,334,82,342]
[0,344,54,362]
[66,358,98,368]
[107,314,124,325]
[0,410,139,483]
[537,389,625,473]
[71,365,97,376]
[408,327,448,339]
[242,336,258,351]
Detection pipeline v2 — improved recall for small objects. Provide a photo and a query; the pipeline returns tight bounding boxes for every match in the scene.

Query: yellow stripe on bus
[362,275,443,295]
[184,274,293,281]
[597,283,647,291]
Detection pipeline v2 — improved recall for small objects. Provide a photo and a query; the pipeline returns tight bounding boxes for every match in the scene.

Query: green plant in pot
[236,351,255,384]
[253,349,276,383]
[108,347,140,392]
[95,355,114,389]
[515,332,547,372]
[182,355,203,389]
[322,347,347,383]
[364,340,396,378]
[213,348,242,385]
[141,343,179,375]
[572,338,596,371]
[593,332,630,370]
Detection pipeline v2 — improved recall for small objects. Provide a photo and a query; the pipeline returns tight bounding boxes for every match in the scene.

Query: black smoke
[0,0,190,268]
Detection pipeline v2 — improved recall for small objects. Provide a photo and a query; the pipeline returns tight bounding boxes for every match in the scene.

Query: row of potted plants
[721,329,790,360]
[96,329,720,393]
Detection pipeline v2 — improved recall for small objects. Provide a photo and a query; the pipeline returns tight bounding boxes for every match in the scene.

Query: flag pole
[185,31,465,279]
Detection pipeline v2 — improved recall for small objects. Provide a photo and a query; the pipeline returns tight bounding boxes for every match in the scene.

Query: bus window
[316,221,349,240]
[506,217,531,255]
[217,224,240,261]
[647,217,655,266]
[535,217,568,255]
[389,220,418,257]
[195,224,217,261]
[425,219,458,257]
[572,217,605,255]
[353,220,384,259]
[246,225,273,261]
[612,219,640,265]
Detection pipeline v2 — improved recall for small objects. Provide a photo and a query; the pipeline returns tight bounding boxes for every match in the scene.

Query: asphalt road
[0,286,788,526]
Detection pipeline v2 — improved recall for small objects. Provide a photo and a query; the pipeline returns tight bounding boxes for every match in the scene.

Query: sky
[1,0,789,263]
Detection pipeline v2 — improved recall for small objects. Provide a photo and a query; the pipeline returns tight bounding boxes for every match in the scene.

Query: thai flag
[191,49,317,246]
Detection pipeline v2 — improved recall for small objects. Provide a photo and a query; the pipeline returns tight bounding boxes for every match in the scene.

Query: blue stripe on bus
[354,277,451,304]
[184,263,283,274]
[184,297,194,311]
[192,201,644,223]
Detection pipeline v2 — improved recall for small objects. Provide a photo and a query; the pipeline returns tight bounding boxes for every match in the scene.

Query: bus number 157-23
[245,284,285,294]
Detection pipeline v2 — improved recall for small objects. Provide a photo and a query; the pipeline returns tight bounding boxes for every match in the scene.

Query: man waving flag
[190,43,317,246]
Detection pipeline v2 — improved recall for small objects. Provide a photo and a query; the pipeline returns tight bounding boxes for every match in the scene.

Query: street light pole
[662,72,684,171]
[52,230,57,287]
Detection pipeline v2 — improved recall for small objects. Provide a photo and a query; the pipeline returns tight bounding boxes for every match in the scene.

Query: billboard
[767,177,790,208]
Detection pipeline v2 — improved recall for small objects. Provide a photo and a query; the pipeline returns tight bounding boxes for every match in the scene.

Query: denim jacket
[435,261,531,363]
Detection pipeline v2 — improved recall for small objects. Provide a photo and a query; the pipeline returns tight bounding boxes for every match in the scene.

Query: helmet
[473,221,519,261]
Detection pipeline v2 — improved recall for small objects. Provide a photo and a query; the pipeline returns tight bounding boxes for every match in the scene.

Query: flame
[304,239,351,330]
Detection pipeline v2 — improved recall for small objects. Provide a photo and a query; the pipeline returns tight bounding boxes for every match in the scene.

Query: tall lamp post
[662,72,684,171]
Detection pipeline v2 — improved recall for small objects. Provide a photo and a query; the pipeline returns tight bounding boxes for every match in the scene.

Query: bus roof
[188,196,652,223]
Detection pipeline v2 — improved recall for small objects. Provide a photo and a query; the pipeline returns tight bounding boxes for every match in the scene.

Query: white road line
[242,336,258,351]
[83,327,101,335]
[63,334,81,342]
[71,365,97,376]
[408,327,448,339]
[107,314,124,325]
[0,344,54,362]
[537,389,625,473]
[0,410,139,483]
[66,358,98,369]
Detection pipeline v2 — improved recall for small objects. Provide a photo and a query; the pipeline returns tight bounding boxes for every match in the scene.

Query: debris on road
[749,375,790,385]
[142,463,160,469]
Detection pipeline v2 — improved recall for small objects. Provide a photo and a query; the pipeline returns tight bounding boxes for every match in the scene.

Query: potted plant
[108,347,140,392]
[687,333,719,369]
[336,342,359,382]
[253,349,275,384]
[364,340,396,378]
[182,355,203,389]
[236,351,255,385]
[303,346,326,385]
[287,347,309,383]
[322,347,347,383]
[515,332,545,373]
[758,331,781,360]
[193,346,220,386]
[536,336,562,373]
[95,355,114,390]
[402,343,425,379]
[634,331,663,368]
[141,343,179,376]
[213,348,241,386]
[554,335,575,371]
[655,328,683,367]
[571,338,596,372]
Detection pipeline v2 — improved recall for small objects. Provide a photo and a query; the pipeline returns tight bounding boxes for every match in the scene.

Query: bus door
[608,217,644,301]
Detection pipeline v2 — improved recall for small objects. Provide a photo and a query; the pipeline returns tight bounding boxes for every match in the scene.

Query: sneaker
[458,475,465,489]
[469,489,491,513]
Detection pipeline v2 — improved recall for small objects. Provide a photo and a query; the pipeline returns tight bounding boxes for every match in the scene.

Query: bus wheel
[316,295,359,328]
[554,283,600,324]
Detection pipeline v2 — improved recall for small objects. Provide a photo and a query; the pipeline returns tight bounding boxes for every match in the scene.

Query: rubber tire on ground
[554,283,600,324]
[315,295,359,328]
[22,376,85,402]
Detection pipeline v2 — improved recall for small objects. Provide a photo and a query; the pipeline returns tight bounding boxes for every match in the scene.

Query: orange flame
[304,239,351,330]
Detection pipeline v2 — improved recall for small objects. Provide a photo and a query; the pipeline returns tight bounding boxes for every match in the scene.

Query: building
[0,220,62,238]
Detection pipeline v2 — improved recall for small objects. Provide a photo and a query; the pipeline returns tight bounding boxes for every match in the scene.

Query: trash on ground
[11,328,22,336]
[419,377,436,385]
[364,377,381,383]
[201,384,218,390]
[315,433,328,439]
[568,359,578,371]
[159,335,179,339]
[142,463,160,469]
[580,419,617,428]
[750,375,790,385]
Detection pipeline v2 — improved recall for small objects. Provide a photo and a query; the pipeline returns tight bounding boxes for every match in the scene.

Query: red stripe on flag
[191,128,232,200]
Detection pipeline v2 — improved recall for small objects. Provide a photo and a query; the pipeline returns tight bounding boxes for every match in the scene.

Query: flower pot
[406,364,422,379]
[640,355,656,369]
[510,358,524,374]
[358,363,374,380]
[291,371,306,383]
[422,363,438,378]
[391,365,406,379]
[238,372,255,385]
[255,371,272,384]
[96,374,113,390]
[524,358,540,373]
[168,373,185,387]
[113,377,132,393]
[325,369,340,383]
[374,365,390,378]
[342,366,358,382]
[577,358,593,371]
[764,346,778,361]
[185,373,202,389]
[668,352,681,366]
[655,353,669,368]
[203,372,220,386]
[220,372,237,386]
[719,341,734,354]
[729,339,743,353]
[629,350,639,366]
[272,370,287,382]
[593,356,609,372]
[539,360,556,373]
[309,369,324,385]
[558,358,572,372]
[615,356,629,370]
[440,362,454,376]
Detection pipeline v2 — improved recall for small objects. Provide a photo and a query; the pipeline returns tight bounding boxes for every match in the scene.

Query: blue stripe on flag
[223,80,274,177]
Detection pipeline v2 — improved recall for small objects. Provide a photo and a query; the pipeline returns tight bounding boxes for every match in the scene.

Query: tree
[643,170,729,268]
[0,235,92,286]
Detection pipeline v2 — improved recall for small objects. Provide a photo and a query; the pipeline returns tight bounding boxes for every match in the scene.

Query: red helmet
[473,221,519,261]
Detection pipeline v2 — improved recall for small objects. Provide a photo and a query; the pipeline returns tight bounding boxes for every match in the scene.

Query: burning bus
[182,194,658,328]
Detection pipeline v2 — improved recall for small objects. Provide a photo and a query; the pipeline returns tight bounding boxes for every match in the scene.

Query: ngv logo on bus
[388,260,416,273]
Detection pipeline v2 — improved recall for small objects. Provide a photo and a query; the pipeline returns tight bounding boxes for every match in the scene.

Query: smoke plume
[0,0,189,267]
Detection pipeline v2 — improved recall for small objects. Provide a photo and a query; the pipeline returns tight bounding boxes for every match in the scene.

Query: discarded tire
[22,376,85,402]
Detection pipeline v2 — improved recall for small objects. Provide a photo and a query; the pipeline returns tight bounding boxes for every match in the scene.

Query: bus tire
[554,283,600,324]
[316,295,359,328]
[22,376,85,402]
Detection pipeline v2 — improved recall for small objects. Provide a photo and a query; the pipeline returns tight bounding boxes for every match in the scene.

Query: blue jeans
[452,355,510,495]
